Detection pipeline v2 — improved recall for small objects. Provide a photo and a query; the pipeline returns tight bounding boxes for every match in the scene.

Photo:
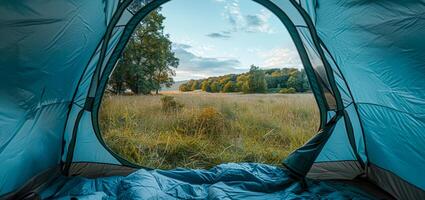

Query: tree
[111,10,179,95]
[201,80,211,92]
[222,81,237,92]
[210,81,221,93]
[246,65,267,93]
[109,61,128,94]
[153,33,179,94]
[191,80,200,91]
[236,74,248,92]
[179,83,191,92]
[287,70,305,92]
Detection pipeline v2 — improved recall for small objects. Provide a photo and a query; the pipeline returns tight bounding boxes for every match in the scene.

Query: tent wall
[274,0,365,181]
[300,0,425,198]
[0,0,119,196]
[61,0,145,170]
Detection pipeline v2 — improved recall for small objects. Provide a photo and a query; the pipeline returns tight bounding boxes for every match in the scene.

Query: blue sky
[160,0,301,81]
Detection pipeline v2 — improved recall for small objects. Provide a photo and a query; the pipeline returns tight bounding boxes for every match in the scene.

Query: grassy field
[99,91,319,169]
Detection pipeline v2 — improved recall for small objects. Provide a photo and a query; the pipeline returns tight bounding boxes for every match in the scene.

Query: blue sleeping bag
[41,163,375,200]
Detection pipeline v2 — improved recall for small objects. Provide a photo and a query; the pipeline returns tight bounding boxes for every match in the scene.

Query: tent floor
[38,163,394,199]
[333,178,395,200]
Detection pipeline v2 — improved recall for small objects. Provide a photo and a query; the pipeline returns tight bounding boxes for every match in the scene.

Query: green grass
[99,92,319,169]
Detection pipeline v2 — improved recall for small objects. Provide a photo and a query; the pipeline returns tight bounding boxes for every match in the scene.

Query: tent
[1,0,424,199]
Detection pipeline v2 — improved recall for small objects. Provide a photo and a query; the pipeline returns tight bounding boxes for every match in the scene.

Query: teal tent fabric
[304,0,425,193]
[1,0,424,199]
[41,163,376,200]
[0,0,119,195]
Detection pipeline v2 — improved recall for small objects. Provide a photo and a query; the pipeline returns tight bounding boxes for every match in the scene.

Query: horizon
[170,66,302,83]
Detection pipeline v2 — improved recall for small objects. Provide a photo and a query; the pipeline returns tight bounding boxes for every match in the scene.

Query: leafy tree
[191,80,200,91]
[201,80,211,92]
[222,81,237,92]
[287,70,306,92]
[110,10,179,95]
[210,81,221,93]
[153,33,179,94]
[246,65,267,93]
[109,62,129,94]
[179,83,191,92]
[236,74,248,92]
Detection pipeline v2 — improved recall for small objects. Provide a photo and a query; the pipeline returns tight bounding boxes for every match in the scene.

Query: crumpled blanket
[41,163,375,200]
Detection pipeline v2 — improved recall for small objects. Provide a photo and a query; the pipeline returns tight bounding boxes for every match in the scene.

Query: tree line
[179,65,310,94]
[108,9,179,95]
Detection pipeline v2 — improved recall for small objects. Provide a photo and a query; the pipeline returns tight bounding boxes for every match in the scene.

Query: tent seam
[317,37,370,170]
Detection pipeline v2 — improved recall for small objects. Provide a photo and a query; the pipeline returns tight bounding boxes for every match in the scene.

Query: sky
[160,0,301,81]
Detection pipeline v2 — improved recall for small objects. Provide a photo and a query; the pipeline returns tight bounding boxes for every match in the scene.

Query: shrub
[176,107,227,137]
[266,88,280,93]
[161,96,184,112]
[279,87,296,94]
[196,107,226,135]
[179,84,192,92]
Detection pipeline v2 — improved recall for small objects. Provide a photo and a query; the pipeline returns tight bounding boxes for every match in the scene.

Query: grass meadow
[99,91,319,169]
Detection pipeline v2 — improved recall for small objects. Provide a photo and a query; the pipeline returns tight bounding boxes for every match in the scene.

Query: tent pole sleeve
[343,110,366,169]
[62,109,85,176]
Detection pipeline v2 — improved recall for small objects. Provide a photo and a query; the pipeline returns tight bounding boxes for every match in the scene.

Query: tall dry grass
[99,92,319,169]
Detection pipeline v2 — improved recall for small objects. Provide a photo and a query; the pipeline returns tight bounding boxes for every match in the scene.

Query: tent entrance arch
[1,0,424,199]
[82,0,339,172]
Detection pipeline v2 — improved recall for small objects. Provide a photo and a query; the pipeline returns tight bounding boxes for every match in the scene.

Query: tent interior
[1,0,424,199]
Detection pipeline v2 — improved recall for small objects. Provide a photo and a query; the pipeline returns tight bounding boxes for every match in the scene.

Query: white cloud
[220,0,274,34]
[172,37,217,57]
[258,48,302,68]
[223,0,245,32]
[244,9,273,33]
[172,43,244,80]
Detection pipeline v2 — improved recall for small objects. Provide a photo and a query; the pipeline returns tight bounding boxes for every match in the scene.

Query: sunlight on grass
[99,92,319,169]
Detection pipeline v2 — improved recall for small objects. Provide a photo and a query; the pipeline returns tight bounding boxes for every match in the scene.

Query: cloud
[206,32,231,39]
[221,0,273,33]
[258,48,302,68]
[223,0,245,32]
[173,43,192,49]
[244,9,273,33]
[172,43,244,80]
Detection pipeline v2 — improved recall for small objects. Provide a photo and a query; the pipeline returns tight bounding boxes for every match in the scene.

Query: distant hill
[161,80,188,91]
